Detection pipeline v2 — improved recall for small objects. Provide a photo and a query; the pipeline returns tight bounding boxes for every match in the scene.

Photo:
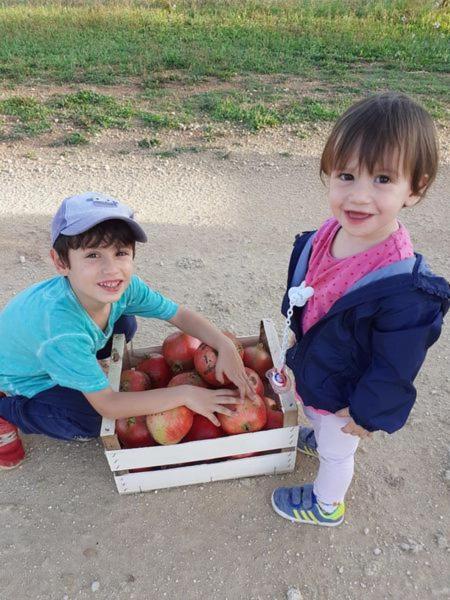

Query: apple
[183,414,224,442]
[119,369,151,392]
[218,394,267,434]
[146,406,194,445]
[264,408,284,430]
[116,415,157,448]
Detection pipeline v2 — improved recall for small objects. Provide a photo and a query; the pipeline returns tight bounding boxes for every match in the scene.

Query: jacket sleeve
[348,296,444,433]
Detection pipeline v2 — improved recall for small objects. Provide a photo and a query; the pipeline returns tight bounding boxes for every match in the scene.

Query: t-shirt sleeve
[37,333,110,393]
[122,275,178,320]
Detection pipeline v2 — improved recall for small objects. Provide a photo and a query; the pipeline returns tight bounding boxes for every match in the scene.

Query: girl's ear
[404,174,429,207]
[50,248,70,275]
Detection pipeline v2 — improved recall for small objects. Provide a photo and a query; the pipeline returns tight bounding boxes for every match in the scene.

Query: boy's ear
[405,174,429,207]
[50,248,70,275]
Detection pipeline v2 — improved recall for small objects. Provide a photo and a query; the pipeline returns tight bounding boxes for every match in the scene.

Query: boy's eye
[375,174,391,184]
[338,172,354,181]
[116,249,131,257]
[86,252,99,259]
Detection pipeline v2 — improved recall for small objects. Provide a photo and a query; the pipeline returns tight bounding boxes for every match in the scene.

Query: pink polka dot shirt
[302,218,414,334]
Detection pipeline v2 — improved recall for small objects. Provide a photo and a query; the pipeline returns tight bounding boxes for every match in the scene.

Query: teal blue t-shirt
[0,275,178,398]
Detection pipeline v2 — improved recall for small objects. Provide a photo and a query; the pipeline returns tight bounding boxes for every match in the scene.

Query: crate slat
[113,451,296,494]
[105,426,297,471]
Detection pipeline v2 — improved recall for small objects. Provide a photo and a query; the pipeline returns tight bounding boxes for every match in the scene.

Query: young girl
[271,92,449,526]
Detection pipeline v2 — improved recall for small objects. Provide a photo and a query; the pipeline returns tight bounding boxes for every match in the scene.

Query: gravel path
[0,129,449,600]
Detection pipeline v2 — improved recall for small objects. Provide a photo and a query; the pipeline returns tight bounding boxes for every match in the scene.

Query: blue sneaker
[297,427,319,458]
[271,483,345,526]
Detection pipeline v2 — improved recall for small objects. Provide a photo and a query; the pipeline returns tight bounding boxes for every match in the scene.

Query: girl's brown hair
[320,93,439,197]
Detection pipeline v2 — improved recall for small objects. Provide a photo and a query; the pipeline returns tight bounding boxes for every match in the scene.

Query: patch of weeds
[49,91,133,131]
[64,132,89,146]
[215,150,231,160]
[154,146,201,159]
[190,91,281,131]
[138,137,161,148]
[284,98,340,123]
[279,151,292,158]
[0,96,51,136]
[140,112,180,129]
[22,150,37,160]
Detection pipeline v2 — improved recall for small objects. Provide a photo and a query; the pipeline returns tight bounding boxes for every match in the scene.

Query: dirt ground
[0,125,449,600]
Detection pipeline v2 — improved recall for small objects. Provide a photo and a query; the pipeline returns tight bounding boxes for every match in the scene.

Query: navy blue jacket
[282,231,450,433]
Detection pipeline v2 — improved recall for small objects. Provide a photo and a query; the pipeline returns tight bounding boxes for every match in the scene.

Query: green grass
[0,1,448,83]
[0,1,448,141]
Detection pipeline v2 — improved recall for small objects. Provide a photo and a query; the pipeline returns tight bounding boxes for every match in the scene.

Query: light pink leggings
[303,406,360,505]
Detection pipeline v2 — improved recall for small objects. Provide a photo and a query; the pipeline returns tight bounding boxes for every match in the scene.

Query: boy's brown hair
[53,219,136,268]
[320,92,439,197]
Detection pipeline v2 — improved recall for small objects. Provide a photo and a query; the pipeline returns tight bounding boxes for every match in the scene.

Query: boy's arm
[169,306,254,400]
[84,384,239,426]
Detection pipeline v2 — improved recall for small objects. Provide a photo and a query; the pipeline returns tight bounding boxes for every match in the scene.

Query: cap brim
[59,216,148,243]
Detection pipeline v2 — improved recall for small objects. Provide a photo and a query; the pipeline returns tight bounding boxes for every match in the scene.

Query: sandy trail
[0,130,449,600]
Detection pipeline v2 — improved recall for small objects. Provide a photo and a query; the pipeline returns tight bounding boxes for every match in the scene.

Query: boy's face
[51,243,134,314]
[328,155,422,245]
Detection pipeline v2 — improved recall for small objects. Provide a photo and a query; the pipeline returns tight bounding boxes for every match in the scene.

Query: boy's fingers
[214,396,241,405]
[205,413,221,427]
[214,405,234,417]
[215,367,224,384]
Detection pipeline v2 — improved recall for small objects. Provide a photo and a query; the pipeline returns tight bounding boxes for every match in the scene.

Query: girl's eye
[375,174,391,184]
[338,172,354,181]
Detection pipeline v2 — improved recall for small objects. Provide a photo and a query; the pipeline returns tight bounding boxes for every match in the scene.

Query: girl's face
[328,155,421,247]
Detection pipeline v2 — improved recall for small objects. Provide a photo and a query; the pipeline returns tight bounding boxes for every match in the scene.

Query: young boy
[0,192,253,469]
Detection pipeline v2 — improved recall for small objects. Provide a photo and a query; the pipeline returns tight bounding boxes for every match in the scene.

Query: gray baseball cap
[51,192,147,245]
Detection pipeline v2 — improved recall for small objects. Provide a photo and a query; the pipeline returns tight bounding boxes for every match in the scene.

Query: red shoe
[0,416,25,470]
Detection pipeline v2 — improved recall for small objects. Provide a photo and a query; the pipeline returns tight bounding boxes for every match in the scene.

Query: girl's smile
[328,157,422,255]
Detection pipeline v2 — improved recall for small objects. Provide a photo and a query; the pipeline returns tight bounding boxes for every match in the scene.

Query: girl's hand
[215,336,255,400]
[336,408,372,439]
[183,385,241,427]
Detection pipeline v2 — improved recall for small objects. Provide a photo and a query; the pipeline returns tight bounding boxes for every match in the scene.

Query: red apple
[264,408,284,430]
[168,371,209,388]
[162,331,201,373]
[244,367,264,396]
[194,332,243,386]
[146,406,194,445]
[243,343,273,379]
[263,396,279,411]
[218,394,267,434]
[120,369,151,392]
[136,353,171,388]
[116,415,157,448]
[183,414,224,442]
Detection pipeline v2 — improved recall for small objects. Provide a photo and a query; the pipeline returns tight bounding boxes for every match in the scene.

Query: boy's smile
[51,244,134,319]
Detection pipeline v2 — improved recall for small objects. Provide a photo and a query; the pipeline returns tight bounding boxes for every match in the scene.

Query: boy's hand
[184,385,242,427]
[215,336,255,401]
[336,408,372,439]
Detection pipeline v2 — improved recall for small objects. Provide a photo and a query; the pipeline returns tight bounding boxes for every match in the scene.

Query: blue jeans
[0,315,137,441]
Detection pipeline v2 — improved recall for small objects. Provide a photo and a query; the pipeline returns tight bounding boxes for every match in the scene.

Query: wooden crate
[100,319,299,494]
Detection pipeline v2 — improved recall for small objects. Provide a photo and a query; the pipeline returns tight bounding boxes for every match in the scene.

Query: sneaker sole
[271,492,344,527]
